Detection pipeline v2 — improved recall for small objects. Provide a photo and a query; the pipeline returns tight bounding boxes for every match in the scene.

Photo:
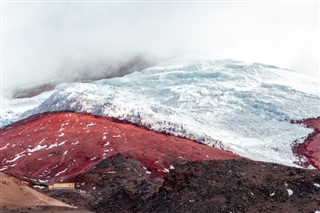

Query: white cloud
[2,2,319,91]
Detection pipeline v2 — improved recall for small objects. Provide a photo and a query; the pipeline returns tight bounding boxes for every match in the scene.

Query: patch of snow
[170,164,175,170]
[28,144,47,153]
[47,140,67,149]
[51,164,60,170]
[0,143,10,150]
[313,183,320,188]
[162,168,169,173]
[58,133,65,137]
[47,143,59,149]
[38,138,46,145]
[33,185,46,189]
[270,192,275,197]
[287,189,293,196]
[0,166,8,171]
[54,168,68,177]
[6,154,25,163]
[71,141,80,145]
[307,165,317,170]
[86,122,96,127]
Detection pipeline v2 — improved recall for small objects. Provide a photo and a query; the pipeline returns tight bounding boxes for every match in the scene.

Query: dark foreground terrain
[0,206,92,213]
[42,154,320,213]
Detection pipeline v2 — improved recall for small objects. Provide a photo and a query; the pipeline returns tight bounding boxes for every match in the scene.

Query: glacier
[1,55,320,167]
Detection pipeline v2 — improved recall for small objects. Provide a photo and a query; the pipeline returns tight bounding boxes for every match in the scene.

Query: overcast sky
[1,1,319,92]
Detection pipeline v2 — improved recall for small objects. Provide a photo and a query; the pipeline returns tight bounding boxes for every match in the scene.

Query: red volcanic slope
[293,117,320,169]
[0,112,242,183]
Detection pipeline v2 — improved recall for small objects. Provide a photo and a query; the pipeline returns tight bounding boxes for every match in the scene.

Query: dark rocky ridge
[44,155,320,213]
[143,159,320,213]
[46,154,163,212]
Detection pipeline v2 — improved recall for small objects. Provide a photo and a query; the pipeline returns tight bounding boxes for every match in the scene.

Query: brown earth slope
[0,172,73,208]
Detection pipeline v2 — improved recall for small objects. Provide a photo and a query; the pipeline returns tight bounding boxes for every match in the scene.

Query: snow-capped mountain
[1,55,319,167]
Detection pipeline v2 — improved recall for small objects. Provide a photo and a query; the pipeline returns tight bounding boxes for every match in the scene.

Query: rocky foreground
[46,155,320,213]
[1,155,320,213]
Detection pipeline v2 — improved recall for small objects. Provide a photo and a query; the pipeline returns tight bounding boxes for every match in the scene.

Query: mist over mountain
[11,54,154,98]
[2,2,318,94]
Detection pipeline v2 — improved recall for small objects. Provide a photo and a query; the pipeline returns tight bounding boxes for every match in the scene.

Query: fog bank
[2,2,319,93]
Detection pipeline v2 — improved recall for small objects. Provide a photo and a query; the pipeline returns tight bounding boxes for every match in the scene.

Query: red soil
[292,117,320,169]
[0,112,242,183]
